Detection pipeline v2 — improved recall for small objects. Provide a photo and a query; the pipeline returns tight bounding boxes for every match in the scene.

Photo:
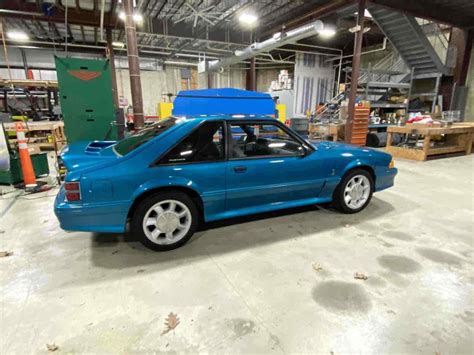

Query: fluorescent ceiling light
[239,13,258,25]
[133,13,143,22]
[318,28,337,38]
[119,11,143,23]
[7,31,29,41]
[112,41,125,48]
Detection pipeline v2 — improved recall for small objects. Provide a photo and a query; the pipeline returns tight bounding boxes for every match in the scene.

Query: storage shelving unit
[0,79,59,119]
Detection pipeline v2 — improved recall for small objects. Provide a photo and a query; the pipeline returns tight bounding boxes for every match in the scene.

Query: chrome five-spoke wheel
[344,175,371,209]
[142,199,192,245]
[334,169,374,214]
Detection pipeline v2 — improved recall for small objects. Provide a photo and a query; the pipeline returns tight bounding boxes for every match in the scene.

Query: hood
[310,139,392,162]
[310,140,357,151]
[60,140,119,171]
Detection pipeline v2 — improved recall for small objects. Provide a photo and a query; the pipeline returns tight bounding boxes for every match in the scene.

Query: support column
[246,58,256,91]
[440,28,472,110]
[106,28,119,109]
[249,57,256,91]
[123,0,144,128]
[345,0,366,143]
[452,28,473,86]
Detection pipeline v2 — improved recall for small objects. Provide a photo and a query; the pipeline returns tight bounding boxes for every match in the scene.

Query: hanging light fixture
[238,12,258,26]
[7,31,29,41]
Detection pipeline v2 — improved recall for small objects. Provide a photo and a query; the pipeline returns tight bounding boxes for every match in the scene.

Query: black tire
[131,191,199,251]
[333,169,374,214]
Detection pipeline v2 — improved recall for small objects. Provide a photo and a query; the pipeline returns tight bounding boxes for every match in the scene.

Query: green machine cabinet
[0,153,50,185]
[55,57,117,143]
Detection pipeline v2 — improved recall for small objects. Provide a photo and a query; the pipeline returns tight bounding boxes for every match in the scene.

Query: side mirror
[298,145,308,157]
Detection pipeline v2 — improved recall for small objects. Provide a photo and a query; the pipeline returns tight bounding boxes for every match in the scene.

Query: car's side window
[159,121,225,164]
[229,122,304,159]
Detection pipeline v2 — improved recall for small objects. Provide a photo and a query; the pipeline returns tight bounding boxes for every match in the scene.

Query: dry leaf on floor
[312,263,323,272]
[354,272,368,280]
[161,312,180,335]
[46,343,59,352]
[0,251,13,258]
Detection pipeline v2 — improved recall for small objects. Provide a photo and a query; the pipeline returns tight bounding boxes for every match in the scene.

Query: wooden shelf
[0,79,58,88]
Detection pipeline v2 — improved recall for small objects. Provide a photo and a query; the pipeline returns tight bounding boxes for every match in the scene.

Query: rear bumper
[375,167,397,192]
[54,186,128,233]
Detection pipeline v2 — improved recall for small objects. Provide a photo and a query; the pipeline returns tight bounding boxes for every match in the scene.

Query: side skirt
[205,196,333,222]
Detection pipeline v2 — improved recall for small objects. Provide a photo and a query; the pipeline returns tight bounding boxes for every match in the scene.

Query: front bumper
[54,185,129,233]
[375,167,397,192]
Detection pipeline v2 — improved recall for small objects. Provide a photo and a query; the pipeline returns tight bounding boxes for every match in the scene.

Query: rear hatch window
[114,117,177,156]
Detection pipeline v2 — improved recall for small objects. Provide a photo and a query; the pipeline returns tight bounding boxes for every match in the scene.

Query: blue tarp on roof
[172,88,275,116]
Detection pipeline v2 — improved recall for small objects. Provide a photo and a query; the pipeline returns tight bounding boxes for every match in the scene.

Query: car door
[225,120,326,212]
[155,120,227,218]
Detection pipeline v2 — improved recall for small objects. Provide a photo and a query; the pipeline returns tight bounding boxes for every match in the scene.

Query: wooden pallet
[4,121,67,151]
[386,124,473,161]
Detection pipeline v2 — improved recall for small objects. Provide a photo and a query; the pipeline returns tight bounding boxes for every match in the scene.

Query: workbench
[386,124,473,161]
[308,123,345,142]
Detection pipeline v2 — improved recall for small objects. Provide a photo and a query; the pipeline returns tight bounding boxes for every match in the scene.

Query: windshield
[114,117,177,156]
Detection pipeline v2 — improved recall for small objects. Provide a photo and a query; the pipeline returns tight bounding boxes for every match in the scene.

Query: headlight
[388,159,395,169]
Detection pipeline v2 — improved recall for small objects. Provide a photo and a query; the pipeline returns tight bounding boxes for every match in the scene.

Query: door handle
[233,166,247,173]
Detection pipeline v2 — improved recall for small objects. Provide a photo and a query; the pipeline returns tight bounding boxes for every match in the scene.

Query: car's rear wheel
[333,169,374,214]
[131,191,198,251]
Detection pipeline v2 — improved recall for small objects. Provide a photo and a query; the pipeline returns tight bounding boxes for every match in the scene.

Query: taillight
[65,182,81,201]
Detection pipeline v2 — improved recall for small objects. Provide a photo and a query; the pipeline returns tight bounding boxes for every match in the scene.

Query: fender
[341,158,376,177]
[130,176,203,203]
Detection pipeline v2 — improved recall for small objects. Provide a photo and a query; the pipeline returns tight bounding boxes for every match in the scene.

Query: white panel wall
[199,69,246,89]
[116,68,183,116]
[293,53,335,117]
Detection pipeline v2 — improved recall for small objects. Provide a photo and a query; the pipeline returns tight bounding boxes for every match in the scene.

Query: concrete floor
[1,155,473,354]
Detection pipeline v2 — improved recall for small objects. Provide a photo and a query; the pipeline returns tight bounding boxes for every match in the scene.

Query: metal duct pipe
[208,20,324,72]
[124,0,144,128]
[99,0,106,42]
[0,9,43,17]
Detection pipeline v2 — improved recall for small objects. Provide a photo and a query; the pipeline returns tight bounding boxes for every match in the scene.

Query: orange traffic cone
[15,122,37,189]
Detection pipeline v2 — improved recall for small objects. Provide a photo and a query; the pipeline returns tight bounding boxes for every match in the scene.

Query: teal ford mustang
[54,115,397,251]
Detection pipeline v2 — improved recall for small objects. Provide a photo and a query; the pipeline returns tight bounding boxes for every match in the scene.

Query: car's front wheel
[131,191,199,251]
[333,169,374,214]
